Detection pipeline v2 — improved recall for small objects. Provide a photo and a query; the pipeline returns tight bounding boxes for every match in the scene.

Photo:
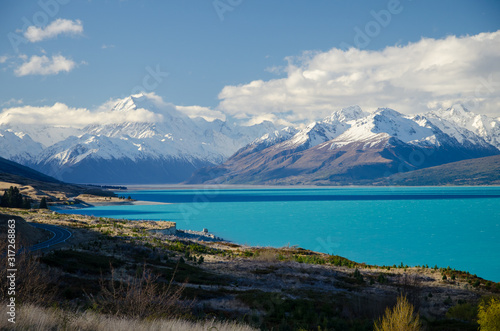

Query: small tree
[478,296,500,331]
[0,190,9,207]
[374,295,422,331]
[0,186,27,208]
[39,197,48,209]
[22,197,31,209]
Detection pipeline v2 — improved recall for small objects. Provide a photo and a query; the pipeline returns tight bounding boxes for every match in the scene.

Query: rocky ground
[1,207,498,330]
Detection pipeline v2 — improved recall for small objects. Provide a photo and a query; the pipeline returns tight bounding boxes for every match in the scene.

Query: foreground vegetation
[0,304,256,331]
[1,207,499,330]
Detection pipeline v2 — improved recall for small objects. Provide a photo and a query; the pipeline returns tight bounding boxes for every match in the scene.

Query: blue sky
[1,0,499,125]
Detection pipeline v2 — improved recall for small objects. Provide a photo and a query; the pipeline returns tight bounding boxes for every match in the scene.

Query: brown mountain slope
[376,154,500,186]
[189,134,498,185]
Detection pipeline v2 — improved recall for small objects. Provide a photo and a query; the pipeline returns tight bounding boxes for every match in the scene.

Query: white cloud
[0,103,94,127]
[0,93,226,128]
[0,55,8,64]
[101,44,115,49]
[0,102,163,129]
[175,105,226,121]
[218,31,500,122]
[15,54,76,76]
[24,18,83,42]
[1,98,23,107]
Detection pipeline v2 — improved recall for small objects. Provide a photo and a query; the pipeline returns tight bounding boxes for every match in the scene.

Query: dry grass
[0,304,257,331]
[88,263,186,319]
[0,237,56,305]
[252,248,278,262]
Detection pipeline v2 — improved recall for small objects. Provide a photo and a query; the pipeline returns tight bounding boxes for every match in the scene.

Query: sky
[0,0,500,126]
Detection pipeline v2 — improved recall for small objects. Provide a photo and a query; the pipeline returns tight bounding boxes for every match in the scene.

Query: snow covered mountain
[189,106,500,185]
[0,128,44,164]
[0,94,276,184]
[1,95,499,185]
[424,104,500,149]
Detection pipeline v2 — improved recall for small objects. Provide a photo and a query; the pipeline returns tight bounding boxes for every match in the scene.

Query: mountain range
[1,94,499,185]
[189,105,500,185]
[0,94,275,184]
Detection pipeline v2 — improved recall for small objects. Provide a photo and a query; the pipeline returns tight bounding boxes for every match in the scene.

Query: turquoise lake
[58,186,500,282]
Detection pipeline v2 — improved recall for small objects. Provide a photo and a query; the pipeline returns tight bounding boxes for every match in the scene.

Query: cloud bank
[175,105,226,122]
[218,31,500,123]
[0,101,162,129]
[15,54,76,76]
[0,93,225,129]
[24,19,83,42]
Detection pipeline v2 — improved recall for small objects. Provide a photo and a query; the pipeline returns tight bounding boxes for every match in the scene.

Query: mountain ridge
[1,94,277,184]
[188,105,500,185]
[1,96,499,185]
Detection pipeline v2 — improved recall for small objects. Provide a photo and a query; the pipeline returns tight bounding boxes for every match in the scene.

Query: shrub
[478,296,500,331]
[377,274,388,284]
[0,239,56,304]
[352,268,364,283]
[446,302,478,322]
[374,295,421,331]
[88,263,185,319]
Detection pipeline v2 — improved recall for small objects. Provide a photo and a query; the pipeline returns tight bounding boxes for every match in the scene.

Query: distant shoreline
[116,184,500,191]
[51,199,171,210]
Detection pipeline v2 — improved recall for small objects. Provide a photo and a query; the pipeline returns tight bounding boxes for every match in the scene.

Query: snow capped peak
[372,107,404,118]
[243,126,299,154]
[424,104,500,148]
[0,127,44,163]
[448,103,471,116]
[331,107,436,146]
[283,121,348,150]
[325,105,367,123]
[255,126,298,143]
[111,93,163,114]
[111,95,139,112]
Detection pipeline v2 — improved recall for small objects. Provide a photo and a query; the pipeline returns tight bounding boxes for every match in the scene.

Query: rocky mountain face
[189,105,500,185]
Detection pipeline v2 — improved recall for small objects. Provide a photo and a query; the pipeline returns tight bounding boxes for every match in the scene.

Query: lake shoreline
[121,184,500,191]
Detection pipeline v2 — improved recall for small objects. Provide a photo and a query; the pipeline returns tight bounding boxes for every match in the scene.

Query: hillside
[1,207,499,330]
[0,155,60,184]
[0,156,113,203]
[379,154,500,186]
[0,213,50,246]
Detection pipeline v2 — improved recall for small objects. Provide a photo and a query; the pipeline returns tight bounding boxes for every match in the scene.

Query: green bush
[352,268,364,283]
[446,302,478,322]
[377,273,388,284]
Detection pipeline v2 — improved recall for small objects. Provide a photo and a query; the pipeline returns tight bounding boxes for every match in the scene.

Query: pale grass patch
[1,303,257,331]
[253,248,278,262]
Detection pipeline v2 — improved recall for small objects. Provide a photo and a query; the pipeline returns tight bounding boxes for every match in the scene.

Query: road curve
[28,223,72,251]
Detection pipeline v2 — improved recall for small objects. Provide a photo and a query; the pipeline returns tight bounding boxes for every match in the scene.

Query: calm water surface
[58,187,500,281]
